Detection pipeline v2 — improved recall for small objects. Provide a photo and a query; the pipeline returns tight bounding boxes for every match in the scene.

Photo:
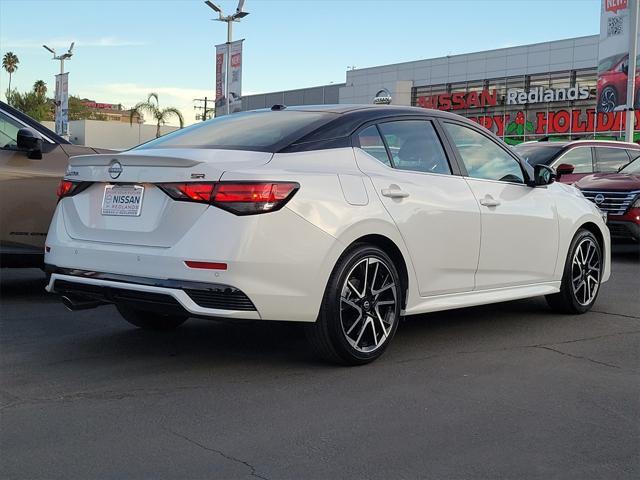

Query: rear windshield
[513,143,565,166]
[134,110,336,152]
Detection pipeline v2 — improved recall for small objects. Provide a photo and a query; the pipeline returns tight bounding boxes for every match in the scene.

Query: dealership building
[240,34,637,144]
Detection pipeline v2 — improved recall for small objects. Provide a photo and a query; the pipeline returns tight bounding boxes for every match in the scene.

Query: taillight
[158,182,299,215]
[56,180,89,200]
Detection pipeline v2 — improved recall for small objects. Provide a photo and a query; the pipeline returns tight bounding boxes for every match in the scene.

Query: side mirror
[17,128,43,160]
[555,163,574,180]
[533,164,556,186]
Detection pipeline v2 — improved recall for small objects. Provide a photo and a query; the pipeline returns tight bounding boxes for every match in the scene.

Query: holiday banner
[54,72,69,137]
[215,39,243,116]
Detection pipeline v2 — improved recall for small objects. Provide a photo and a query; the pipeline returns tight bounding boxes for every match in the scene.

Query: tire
[546,229,603,314]
[117,305,188,331]
[305,244,403,365]
[599,86,617,113]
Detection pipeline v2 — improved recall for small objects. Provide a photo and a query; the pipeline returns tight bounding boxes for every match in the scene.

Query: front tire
[117,305,188,331]
[306,244,402,365]
[546,229,602,314]
[599,86,618,113]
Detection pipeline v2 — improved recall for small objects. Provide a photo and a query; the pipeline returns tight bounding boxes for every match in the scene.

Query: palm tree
[129,92,184,138]
[2,51,19,104]
[33,80,47,98]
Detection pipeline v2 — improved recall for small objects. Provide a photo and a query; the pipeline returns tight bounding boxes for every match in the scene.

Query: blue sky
[1,0,600,125]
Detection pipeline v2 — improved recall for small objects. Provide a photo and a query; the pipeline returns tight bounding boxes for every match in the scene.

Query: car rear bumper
[44,204,341,321]
[45,266,261,319]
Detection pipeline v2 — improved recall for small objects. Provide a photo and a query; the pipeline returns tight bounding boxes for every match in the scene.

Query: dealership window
[595,147,632,172]
[554,147,594,173]
[444,122,524,183]
[357,125,391,166]
[377,120,451,175]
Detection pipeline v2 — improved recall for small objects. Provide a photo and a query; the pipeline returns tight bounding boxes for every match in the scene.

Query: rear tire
[305,244,402,365]
[117,305,188,331]
[546,229,602,314]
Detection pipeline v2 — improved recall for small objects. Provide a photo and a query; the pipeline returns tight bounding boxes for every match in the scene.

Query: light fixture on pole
[204,0,249,116]
[43,42,74,139]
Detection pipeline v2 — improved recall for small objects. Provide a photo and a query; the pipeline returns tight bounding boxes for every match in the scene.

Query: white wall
[41,120,179,150]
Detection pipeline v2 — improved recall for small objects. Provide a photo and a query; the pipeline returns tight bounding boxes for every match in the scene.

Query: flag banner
[54,72,69,137]
[215,39,243,117]
[597,0,639,112]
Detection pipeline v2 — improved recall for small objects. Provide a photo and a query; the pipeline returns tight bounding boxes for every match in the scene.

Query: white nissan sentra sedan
[45,105,610,364]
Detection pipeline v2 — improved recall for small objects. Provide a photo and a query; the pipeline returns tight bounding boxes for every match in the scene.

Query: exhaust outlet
[60,295,105,311]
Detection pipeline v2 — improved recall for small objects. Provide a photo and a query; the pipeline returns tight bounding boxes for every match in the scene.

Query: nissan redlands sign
[506,86,590,105]
[417,86,591,110]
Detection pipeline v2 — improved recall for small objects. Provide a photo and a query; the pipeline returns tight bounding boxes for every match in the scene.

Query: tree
[2,51,19,104]
[33,80,47,98]
[67,95,93,120]
[129,92,184,138]
[6,90,52,121]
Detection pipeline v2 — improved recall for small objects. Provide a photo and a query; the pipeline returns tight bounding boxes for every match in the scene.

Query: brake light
[159,183,215,202]
[158,182,299,215]
[56,180,88,200]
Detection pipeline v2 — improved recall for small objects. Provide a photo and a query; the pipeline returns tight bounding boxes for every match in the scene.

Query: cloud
[1,37,146,49]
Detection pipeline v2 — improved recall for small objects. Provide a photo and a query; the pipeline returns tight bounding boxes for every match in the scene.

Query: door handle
[381,187,410,199]
[479,196,501,207]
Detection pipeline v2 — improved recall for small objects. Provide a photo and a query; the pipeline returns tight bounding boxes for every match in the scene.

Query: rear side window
[626,149,640,161]
[377,120,451,174]
[555,147,593,173]
[444,122,524,183]
[596,147,631,172]
[134,110,336,152]
[357,125,391,167]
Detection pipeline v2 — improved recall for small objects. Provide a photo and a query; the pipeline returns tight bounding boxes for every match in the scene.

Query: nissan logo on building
[108,160,123,179]
[373,89,392,105]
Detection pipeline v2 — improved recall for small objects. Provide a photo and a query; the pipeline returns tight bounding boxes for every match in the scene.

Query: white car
[44,105,610,364]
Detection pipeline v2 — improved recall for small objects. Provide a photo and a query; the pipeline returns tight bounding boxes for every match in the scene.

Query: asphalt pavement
[1,245,639,479]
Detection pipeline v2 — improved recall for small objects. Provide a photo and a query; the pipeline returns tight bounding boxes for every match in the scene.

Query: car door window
[555,147,594,173]
[444,122,524,183]
[357,125,391,167]
[377,120,451,174]
[596,147,633,172]
[0,111,22,149]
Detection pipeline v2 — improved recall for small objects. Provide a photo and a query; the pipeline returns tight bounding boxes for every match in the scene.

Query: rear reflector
[184,261,228,270]
[158,182,299,215]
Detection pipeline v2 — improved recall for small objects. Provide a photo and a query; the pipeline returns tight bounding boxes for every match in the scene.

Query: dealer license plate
[101,185,144,216]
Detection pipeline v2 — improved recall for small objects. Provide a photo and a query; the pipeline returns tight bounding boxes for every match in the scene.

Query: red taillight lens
[158,182,299,215]
[159,183,216,203]
[56,180,88,200]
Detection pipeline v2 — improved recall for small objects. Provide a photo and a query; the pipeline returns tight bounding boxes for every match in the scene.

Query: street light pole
[204,1,249,116]
[43,42,74,139]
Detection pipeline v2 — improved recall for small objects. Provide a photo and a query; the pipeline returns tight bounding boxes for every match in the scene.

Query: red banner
[466,108,640,136]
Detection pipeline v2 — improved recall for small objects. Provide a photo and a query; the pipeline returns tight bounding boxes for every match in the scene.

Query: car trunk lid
[61,149,272,247]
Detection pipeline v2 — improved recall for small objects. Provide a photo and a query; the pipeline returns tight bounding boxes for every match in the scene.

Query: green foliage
[33,80,47,98]
[130,92,184,137]
[6,90,53,121]
[67,96,93,120]
[2,51,20,104]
